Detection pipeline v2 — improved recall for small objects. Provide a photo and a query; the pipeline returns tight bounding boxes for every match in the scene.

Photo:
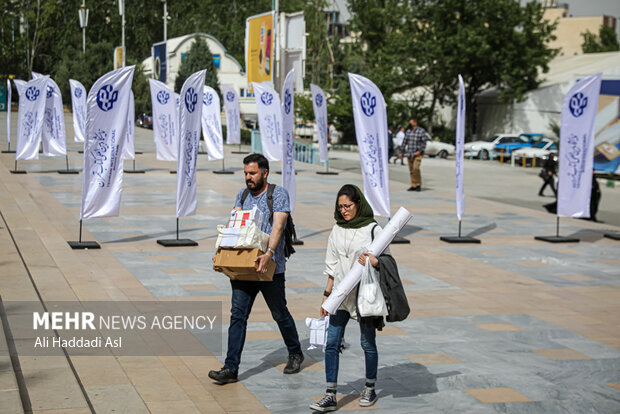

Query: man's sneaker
[284,352,304,374]
[208,367,238,384]
[309,392,337,412]
[359,386,377,407]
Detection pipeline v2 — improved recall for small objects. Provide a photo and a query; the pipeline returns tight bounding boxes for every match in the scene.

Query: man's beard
[247,175,265,193]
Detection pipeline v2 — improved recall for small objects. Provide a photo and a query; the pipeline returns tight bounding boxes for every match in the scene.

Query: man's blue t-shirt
[234,185,290,274]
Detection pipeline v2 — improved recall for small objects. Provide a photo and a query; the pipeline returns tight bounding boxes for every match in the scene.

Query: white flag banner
[348,73,390,217]
[456,74,466,221]
[201,85,224,161]
[176,70,206,218]
[6,79,11,144]
[122,91,135,160]
[281,69,297,211]
[252,82,282,161]
[16,76,49,160]
[41,77,67,157]
[80,66,135,220]
[69,79,87,142]
[558,73,602,218]
[14,79,27,96]
[310,83,329,162]
[149,79,179,161]
[221,85,241,145]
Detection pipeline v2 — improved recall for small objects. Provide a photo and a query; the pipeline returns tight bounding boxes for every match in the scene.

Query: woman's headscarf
[334,184,377,229]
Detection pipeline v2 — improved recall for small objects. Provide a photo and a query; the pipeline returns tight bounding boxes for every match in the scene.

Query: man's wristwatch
[267,247,276,256]
[323,290,331,297]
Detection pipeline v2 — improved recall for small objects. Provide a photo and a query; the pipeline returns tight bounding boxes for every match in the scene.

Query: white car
[464,134,519,160]
[512,140,557,166]
[424,133,455,159]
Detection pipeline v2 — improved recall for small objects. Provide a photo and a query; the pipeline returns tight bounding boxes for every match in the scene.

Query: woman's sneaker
[309,392,337,412]
[359,386,377,407]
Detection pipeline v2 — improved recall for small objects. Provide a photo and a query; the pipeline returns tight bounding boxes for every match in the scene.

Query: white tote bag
[357,260,388,317]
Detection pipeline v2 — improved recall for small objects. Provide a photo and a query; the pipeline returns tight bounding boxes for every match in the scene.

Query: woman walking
[310,184,386,412]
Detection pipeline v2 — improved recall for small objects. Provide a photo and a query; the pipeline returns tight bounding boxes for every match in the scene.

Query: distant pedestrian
[387,127,394,162]
[401,118,427,191]
[538,156,557,197]
[395,127,405,165]
[589,173,601,222]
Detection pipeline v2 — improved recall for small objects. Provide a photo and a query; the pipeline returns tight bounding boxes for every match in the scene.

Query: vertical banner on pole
[201,85,224,161]
[149,79,178,161]
[40,78,67,157]
[176,70,206,218]
[310,83,329,163]
[122,91,135,160]
[6,79,11,145]
[16,76,49,160]
[153,41,167,83]
[281,69,296,211]
[80,66,135,219]
[456,74,466,221]
[69,79,87,142]
[221,85,241,145]
[348,73,390,217]
[252,82,282,161]
[557,73,602,219]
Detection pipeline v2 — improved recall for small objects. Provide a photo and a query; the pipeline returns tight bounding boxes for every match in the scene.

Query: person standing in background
[401,118,427,191]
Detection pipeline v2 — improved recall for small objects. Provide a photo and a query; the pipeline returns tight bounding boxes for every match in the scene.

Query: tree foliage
[582,25,620,53]
[173,37,221,98]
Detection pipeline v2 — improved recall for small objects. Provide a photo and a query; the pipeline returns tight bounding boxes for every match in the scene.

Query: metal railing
[251,130,325,166]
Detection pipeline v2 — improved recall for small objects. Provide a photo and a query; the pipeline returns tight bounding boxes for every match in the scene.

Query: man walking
[210,153,304,384]
[402,118,427,191]
[395,127,405,165]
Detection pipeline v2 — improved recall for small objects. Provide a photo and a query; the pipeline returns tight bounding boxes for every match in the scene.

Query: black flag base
[317,171,339,175]
[2,150,16,154]
[440,236,481,244]
[534,235,579,243]
[10,170,27,174]
[157,239,198,247]
[213,170,234,175]
[169,170,177,174]
[291,235,304,246]
[440,220,481,244]
[68,241,101,249]
[231,151,250,154]
[68,220,101,249]
[58,170,79,174]
[604,233,620,240]
[391,235,410,244]
[157,218,198,247]
[534,217,579,243]
[124,160,145,174]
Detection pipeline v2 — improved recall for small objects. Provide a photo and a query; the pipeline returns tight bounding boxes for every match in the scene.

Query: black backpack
[372,225,410,322]
[240,184,296,258]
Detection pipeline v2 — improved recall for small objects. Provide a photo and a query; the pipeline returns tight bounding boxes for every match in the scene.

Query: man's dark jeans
[224,273,301,372]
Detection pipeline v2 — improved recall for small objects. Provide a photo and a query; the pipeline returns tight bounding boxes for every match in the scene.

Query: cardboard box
[214,248,276,281]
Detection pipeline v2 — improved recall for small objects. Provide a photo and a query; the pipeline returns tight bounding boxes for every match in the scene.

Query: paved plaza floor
[0,121,619,413]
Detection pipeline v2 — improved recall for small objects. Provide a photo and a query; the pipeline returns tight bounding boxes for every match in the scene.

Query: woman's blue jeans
[325,309,378,384]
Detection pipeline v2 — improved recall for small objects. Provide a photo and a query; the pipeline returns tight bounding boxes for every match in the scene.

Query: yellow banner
[246,12,274,89]
[114,46,124,70]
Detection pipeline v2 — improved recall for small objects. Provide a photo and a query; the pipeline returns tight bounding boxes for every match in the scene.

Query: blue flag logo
[185,88,198,112]
[284,90,292,114]
[74,88,83,98]
[25,87,40,102]
[360,92,376,117]
[203,92,213,106]
[226,91,235,102]
[569,92,588,117]
[157,90,170,105]
[260,92,273,106]
[46,85,54,99]
[315,93,323,107]
[96,85,119,112]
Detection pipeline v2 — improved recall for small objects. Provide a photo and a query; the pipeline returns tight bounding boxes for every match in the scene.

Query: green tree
[582,25,620,53]
[174,37,220,98]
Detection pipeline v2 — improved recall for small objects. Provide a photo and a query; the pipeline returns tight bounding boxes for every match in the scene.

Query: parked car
[493,133,546,156]
[424,133,455,158]
[464,133,519,160]
[136,113,153,129]
[295,123,316,139]
[512,140,557,166]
